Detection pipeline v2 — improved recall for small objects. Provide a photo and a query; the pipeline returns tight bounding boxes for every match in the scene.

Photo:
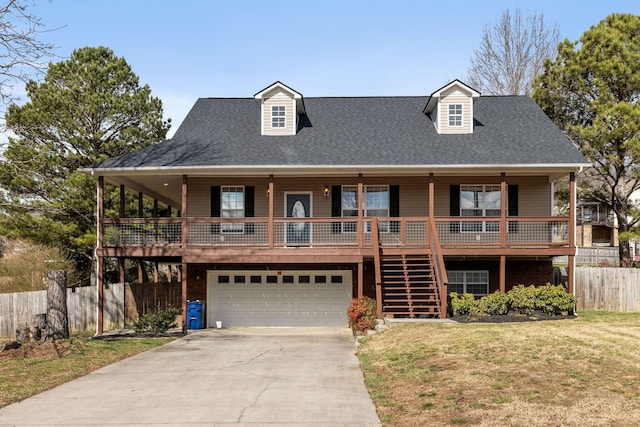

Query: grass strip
[0,334,175,408]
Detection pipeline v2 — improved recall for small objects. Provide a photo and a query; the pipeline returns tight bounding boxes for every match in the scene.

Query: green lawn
[357,312,640,426]
[0,335,174,408]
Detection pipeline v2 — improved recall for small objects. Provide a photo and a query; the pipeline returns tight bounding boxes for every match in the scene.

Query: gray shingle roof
[92,95,587,169]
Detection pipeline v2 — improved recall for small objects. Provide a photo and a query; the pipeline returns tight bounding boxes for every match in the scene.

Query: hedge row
[449,284,575,317]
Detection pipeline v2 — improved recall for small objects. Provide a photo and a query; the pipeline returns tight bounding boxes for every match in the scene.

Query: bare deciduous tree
[0,0,56,108]
[467,8,559,95]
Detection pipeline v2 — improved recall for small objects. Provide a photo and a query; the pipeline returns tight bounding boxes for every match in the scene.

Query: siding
[189,175,550,219]
[439,92,472,134]
[262,88,295,135]
[434,176,550,217]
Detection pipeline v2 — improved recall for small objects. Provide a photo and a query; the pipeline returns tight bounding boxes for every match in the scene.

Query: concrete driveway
[0,328,381,426]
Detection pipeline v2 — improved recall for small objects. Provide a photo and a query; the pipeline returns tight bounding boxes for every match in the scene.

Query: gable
[254,81,305,136]
[424,80,479,135]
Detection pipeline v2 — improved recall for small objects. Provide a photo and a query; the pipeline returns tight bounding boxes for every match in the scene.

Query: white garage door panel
[207,270,352,327]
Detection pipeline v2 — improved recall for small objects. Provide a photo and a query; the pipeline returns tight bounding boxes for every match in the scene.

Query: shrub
[507,285,538,315]
[478,291,509,315]
[133,306,181,334]
[347,297,378,335]
[449,292,480,317]
[535,284,576,315]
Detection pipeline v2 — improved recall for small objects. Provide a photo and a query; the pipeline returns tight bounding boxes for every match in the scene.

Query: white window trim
[448,103,463,127]
[341,185,390,233]
[447,270,489,296]
[221,185,245,234]
[460,184,502,233]
[271,105,286,128]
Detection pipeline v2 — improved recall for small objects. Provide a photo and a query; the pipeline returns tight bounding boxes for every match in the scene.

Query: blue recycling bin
[187,300,205,329]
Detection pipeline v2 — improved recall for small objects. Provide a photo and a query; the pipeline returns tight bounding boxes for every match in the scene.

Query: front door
[285,192,312,246]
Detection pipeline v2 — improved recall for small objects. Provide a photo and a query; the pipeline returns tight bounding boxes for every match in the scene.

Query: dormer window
[423,80,480,134]
[448,104,463,127]
[272,106,286,128]
[254,82,306,136]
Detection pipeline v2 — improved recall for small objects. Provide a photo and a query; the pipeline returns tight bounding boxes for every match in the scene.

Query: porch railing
[102,216,571,249]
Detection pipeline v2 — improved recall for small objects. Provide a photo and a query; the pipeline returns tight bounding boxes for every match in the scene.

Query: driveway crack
[237,379,272,422]
[226,349,269,368]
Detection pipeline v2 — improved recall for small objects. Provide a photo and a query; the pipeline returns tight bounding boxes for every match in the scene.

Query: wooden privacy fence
[554,247,619,267]
[0,281,180,340]
[0,284,124,340]
[576,267,640,312]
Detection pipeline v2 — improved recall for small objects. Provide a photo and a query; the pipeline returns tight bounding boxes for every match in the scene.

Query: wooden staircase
[379,250,442,318]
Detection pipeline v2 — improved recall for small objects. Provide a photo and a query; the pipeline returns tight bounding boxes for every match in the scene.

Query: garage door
[206,270,352,327]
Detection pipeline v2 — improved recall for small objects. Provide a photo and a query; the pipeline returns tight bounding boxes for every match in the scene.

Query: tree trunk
[619,240,632,267]
[45,270,69,340]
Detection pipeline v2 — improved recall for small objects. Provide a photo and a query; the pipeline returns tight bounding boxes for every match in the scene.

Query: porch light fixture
[324,185,329,200]
[163,182,169,187]
[266,186,270,198]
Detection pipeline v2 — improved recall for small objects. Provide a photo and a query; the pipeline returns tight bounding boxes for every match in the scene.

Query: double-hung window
[460,185,501,232]
[447,271,489,296]
[448,104,463,127]
[271,105,285,128]
[341,186,358,233]
[341,185,389,232]
[221,186,244,233]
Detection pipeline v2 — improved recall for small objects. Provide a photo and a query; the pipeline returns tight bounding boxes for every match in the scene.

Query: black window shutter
[211,186,221,234]
[450,185,460,233]
[390,185,400,233]
[508,185,519,233]
[331,185,342,233]
[245,186,255,234]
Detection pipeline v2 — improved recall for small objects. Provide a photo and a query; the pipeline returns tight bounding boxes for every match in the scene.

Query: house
[576,202,617,248]
[83,80,589,333]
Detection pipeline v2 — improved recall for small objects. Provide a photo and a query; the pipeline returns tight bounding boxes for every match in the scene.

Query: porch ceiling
[90,164,584,208]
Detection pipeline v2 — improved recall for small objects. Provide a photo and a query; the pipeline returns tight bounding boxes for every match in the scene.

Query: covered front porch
[94,171,577,333]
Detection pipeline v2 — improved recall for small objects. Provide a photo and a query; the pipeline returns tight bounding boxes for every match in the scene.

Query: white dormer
[423,80,480,134]
[254,81,306,136]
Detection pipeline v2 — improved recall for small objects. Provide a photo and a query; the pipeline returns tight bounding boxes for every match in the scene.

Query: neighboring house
[83,80,589,332]
[576,202,617,247]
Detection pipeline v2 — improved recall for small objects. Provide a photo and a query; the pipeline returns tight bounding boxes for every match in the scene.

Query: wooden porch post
[181,175,188,333]
[500,173,507,293]
[97,176,104,336]
[500,173,507,248]
[153,261,159,283]
[268,175,274,248]
[357,261,363,298]
[428,173,434,219]
[358,174,364,249]
[568,172,576,295]
[119,184,126,218]
[499,255,506,293]
[119,258,126,284]
[137,261,144,284]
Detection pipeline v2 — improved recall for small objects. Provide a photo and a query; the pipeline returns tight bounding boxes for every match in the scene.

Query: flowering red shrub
[347,297,378,335]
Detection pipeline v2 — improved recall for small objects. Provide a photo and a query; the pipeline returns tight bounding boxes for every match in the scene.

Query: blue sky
[28,1,640,137]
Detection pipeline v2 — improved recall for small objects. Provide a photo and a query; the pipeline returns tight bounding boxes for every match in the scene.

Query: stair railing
[371,217,383,318]
[428,219,448,318]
